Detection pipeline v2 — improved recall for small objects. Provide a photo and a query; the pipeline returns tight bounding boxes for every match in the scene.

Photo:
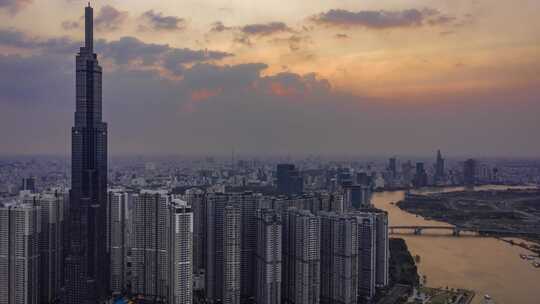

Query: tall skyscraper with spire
[64,4,109,303]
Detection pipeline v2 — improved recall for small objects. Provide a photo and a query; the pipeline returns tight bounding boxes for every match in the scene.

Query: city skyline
[0,2,539,304]
[0,0,539,157]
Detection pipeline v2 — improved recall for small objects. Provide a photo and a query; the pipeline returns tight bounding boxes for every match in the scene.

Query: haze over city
[1,0,539,157]
[1,2,540,304]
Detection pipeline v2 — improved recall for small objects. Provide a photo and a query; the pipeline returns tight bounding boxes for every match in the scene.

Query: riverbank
[396,188,540,247]
[389,238,420,287]
[373,186,540,304]
[383,238,475,304]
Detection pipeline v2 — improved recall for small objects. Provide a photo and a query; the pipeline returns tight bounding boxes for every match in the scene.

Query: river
[372,185,540,304]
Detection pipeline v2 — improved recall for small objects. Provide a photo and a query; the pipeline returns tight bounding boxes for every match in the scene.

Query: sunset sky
[1,0,539,157]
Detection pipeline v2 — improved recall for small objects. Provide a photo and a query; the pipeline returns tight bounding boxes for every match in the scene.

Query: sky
[0,0,539,157]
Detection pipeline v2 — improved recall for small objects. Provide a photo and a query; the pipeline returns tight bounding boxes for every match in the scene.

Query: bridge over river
[389,225,540,237]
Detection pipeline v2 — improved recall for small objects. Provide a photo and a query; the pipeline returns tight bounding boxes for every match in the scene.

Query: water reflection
[373,186,540,304]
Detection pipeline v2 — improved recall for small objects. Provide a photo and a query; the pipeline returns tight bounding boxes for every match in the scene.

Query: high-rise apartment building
[65,4,109,302]
[373,211,389,288]
[185,188,205,273]
[319,212,358,304]
[21,177,36,193]
[37,192,65,303]
[168,199,193,304]
[107,190,130,296]
[255,209,282,304]
[0,202,41,304]
[131,190,170,301]
[282,208,320,304]
[205,193,241,304]
[353,213,377,301]
[230,192,260,300]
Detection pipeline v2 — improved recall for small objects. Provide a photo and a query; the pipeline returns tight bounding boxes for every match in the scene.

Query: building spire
[85,4,93,52]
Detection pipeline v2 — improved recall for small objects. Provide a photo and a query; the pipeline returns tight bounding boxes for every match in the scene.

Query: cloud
[0,28,80,53]
[0,0,31,15]
[233,35,252,47]
[210,21,232,33]
[98,36,233,75]
[335,33,350,39]
[140,10,186,31]
[61,20,80,31]
[1,28,539,157]
[311,8,455,29]
[94,5,128,31]
[0,28,232,76]
[0,28,32,48]
[257,72,331,98]
[241,22,292,36]
[163,48,234,75]
[212,21,294,48]
[271,35,312,52]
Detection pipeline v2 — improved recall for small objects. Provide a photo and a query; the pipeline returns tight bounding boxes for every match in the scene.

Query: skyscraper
[282,208,321,304]
[413,162,428,188]
[38,192,65,303]
[205,193,241,304]
[373,211,389,288]
[168,199,194,304]
[353,213,377,301]
[0,202,41,304]
[388,158,397,179]
[131,190,170,301]
[107,190,130,296]
[65,4,109,303]
[464,159,476,187]
[231,192,259,300]
[222,205,241,304]
[276,164,303,195]
[434,150,445,183]
[319,212,358,304]
[21,177,36,193]
[185,188,205,273]
[255,209,282,304]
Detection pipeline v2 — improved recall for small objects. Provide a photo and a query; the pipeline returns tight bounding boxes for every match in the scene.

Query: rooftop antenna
[85,2,93,52]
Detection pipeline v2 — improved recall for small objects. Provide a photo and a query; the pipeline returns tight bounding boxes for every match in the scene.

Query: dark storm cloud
[0,0,31,14]
[311,8,455,29]
[241,22,292,36]
[140,10,186,31]
[94,5,129,31]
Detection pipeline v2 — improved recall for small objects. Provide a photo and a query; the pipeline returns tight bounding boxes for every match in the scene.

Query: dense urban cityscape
[1,2,540,304]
